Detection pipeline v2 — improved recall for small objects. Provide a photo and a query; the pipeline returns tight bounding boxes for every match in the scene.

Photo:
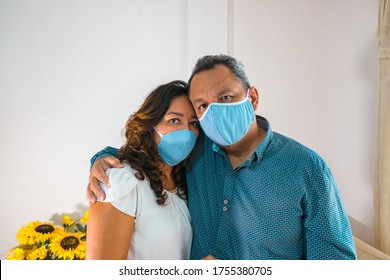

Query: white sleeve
[98,166,139,217]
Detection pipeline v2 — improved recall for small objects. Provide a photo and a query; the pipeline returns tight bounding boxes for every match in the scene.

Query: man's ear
[248,86,259,111]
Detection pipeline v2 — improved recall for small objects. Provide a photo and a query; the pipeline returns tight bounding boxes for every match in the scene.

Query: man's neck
[223,121,266,170]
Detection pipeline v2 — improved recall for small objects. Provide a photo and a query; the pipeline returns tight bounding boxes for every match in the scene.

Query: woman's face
[155,95,200,139]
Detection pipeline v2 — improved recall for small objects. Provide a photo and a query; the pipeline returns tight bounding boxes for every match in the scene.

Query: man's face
[189,65,247,119]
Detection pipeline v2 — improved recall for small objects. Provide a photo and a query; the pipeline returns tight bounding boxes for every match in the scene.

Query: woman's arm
[86,201,135,259]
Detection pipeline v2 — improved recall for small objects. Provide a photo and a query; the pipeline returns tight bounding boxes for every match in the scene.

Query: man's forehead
[188,66,243,99]
[188,86,219,101]
[190,65,232,86]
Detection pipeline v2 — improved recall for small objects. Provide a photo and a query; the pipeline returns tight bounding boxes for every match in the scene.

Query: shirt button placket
[223,199,229,211]
[216,172,234,259]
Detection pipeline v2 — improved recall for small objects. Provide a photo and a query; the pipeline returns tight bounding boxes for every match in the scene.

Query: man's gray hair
[188,54,251,90]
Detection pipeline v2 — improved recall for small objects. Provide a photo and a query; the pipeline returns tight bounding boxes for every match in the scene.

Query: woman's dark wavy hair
[118,80,190,205]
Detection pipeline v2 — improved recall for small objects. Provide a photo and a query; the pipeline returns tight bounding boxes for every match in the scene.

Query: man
[87,54,357,260]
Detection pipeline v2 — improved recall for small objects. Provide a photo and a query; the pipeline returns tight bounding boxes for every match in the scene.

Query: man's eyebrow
[192,89,236,104]
[192,97,205,104]
[218,89,236,96]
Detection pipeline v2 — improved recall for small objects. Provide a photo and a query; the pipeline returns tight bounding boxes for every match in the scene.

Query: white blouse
[99,164,192,259]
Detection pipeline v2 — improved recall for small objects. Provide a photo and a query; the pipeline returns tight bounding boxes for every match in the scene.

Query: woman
[86,80,199,259]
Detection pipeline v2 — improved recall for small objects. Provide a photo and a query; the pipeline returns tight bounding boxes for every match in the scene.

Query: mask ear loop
[154,127,164,138]
[245,87,251,99]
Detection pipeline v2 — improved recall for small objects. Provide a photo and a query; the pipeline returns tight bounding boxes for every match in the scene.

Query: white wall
[0,0,378,259]
[232,0,378,244]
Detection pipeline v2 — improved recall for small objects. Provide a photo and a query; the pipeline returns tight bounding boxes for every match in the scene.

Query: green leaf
[76,223,85,233]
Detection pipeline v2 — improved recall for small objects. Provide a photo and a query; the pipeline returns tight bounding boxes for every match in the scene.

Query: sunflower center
[60,236,80,250]
[35,224,55,234]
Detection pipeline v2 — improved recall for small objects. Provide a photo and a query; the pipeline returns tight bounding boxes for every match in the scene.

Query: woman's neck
[159,164,176,191]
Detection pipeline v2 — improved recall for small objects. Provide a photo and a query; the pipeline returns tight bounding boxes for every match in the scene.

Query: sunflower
[49,230,86,260]
[7,247,26,260]
[26,245,49,260]
[9,211,88,260]
[16,221,60,246]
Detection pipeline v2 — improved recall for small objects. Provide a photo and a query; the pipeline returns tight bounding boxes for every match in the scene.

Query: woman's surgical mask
[199,90,255,146]
[154,127,197,166]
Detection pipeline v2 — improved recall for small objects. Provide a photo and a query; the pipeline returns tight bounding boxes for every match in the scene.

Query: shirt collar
[212,115,273,164]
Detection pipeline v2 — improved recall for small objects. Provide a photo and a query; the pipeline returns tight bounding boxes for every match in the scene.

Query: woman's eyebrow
[165,111,184,117]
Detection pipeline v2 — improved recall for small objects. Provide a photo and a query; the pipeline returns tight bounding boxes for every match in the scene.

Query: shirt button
[223,206,228,211]
[223,200,229,204]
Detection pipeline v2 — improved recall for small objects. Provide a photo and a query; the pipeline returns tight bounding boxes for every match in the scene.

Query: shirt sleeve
[98,166,139,217]
[303,154,357,260]
[90,146,119,169]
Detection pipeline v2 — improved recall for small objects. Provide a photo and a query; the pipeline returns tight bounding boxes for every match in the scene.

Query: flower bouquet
[7,211,88,260]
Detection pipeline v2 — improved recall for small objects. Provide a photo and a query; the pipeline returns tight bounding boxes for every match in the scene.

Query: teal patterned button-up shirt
[186,116,356,260]
[91,116,357,260]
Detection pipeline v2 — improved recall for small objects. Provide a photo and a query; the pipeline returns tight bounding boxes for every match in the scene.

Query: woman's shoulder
[106,163,138,181]
[101,163,141,202]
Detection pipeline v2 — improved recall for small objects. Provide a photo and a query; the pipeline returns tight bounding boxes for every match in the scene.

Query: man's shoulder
[271,131,324,163]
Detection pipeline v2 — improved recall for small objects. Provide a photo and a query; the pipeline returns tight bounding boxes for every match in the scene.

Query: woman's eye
[169,118,180,124]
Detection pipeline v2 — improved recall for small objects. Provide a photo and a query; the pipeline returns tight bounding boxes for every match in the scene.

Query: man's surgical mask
[154,127,197,166]
[199,90,255,146]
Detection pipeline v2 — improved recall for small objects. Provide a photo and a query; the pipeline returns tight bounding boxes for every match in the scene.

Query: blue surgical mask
[154,127,197,166]
[199,90,255,146]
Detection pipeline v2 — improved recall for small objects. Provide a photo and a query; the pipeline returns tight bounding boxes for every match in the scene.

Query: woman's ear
[248,86,259,111]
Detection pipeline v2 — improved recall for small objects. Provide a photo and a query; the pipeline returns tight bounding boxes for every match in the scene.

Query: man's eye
[199,104,207,110]
[219,95,232,102]
[191,121,200,128]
